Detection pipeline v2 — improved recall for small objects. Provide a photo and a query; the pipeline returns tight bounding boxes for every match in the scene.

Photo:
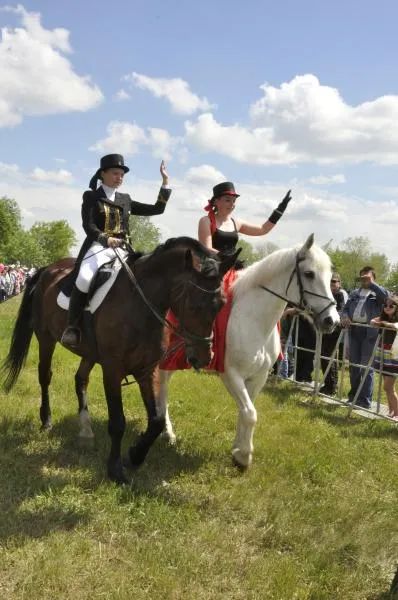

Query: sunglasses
[384,302,398,309]
[331,279,340,283]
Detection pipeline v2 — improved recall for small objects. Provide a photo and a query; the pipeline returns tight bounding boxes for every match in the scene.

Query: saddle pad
[56,252,127,314]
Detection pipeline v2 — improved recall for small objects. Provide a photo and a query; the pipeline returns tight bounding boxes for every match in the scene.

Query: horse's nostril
[324,316,333,328]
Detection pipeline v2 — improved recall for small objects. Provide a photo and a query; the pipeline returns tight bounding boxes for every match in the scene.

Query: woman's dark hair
[208,198,217,213]
[381,294,398,322]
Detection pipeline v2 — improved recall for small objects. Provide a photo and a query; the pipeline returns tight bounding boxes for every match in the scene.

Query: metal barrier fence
[276,315,397,423]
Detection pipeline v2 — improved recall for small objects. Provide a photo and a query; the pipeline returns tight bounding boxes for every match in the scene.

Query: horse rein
[113,247,219,347]
[259,252,336,319]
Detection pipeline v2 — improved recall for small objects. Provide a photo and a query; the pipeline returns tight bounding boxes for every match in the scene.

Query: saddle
[57,249,143,313]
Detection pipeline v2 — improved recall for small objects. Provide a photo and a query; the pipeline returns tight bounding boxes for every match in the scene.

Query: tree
[385,263,398,293]
[253,241,280,261]
[236,239,259,266]
[0,196,23,254]
[129,215,162,252]
[3,229,47,267]
[328,236,390,290]
[29,220,77,264]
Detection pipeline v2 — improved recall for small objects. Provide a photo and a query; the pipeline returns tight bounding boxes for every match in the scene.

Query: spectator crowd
[276,266,398,419]
[0,262,35,302]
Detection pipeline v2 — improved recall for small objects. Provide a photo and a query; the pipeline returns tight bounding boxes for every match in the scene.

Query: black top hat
[99,154,129,173]
[211,181,240,200]
[89,154,130,190]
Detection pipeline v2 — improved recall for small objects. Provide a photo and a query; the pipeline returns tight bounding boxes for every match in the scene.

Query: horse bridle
[114,247,221,347]
[259,252,336,319]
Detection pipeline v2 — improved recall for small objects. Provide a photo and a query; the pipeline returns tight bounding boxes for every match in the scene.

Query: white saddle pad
[56,256,126,314]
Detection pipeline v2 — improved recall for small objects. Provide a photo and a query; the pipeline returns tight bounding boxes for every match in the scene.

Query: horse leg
[102,365,128,485]
[220,368,259,470]
[128,376,166,468]
[75,358,95,444]
[158,369,177,444]
[37,333,57,430]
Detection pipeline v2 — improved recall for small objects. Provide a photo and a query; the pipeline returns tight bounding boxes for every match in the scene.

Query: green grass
[1,296,398,599]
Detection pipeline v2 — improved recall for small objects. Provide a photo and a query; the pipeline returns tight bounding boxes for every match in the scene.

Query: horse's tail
[2,267,46,393]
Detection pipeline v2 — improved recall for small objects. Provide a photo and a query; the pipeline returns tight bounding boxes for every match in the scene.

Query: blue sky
[1,1,398,259]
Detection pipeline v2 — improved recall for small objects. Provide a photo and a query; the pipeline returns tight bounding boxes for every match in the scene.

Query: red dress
[160,266,237,372]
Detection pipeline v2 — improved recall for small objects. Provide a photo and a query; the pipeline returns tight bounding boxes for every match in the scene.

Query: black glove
[268,190,292,224]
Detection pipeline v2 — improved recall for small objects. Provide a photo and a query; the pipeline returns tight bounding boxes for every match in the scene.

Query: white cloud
[185,112,294,164]
[89,121,147,155]
[29,167,74,184]
[0,5,103,128]
[0,161,20,176]
[377,186,398,199]
[3,171,398,262]
[147,128,182,161]
[308,174,346,185]
[125,72,214,115]
[89,121,182,161]
[185,74,398,166]
[0,160,74,185]
[185,164,226,185]
[114,88,130,101]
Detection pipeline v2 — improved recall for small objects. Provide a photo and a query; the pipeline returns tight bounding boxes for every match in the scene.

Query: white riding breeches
[75,242,128,293]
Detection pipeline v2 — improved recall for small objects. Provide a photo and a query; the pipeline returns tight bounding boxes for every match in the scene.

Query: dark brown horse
[2,237,237,484]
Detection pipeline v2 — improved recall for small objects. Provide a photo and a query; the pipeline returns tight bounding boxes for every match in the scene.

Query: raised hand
[280,189,292,209]
[268,189,293,224]
[160,160,169,185]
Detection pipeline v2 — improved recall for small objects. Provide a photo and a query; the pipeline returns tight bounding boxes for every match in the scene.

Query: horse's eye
[304,271,315,280]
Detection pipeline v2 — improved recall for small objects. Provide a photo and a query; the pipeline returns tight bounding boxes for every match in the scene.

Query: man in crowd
[341,266,388,408]
[319,272,348,395]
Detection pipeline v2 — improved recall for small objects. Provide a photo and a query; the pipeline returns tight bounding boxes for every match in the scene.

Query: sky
[1,0,398,260]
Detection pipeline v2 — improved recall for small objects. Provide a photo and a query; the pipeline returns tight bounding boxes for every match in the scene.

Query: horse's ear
[297,233,315,259]
[220,248,242,276]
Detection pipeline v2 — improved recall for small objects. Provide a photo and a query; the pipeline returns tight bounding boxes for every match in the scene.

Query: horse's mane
[153,236,218,260]
[232,242,332,300]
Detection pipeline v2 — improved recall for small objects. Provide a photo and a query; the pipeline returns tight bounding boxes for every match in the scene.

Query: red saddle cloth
[160,269,282,373]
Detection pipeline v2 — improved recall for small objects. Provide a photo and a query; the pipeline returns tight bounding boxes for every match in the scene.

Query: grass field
[1,295,398,599]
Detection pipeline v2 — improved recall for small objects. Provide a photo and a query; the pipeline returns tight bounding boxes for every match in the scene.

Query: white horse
[157,234,340,469]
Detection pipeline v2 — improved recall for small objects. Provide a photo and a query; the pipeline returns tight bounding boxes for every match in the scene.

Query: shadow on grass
[265,381,398,440]
[292,399,398,441]
[0,412,206,541]
[368,589,398,600]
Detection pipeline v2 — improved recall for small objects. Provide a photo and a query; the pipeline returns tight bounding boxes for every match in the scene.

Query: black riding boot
[61,287,88,347]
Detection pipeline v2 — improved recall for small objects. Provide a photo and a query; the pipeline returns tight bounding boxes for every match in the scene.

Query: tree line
[1,196,397,291]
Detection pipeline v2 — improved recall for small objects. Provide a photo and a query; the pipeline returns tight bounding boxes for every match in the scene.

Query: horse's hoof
[127,445,146,469]
[108,459,130,485]
[40,421,52,431]
[161,431,177,446]
[232,449,252,472]
[108,467,129,486]
[232,455,249,472]
[78,436,95,450]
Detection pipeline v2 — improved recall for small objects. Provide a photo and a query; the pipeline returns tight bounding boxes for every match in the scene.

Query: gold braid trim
[103,203,121,234]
